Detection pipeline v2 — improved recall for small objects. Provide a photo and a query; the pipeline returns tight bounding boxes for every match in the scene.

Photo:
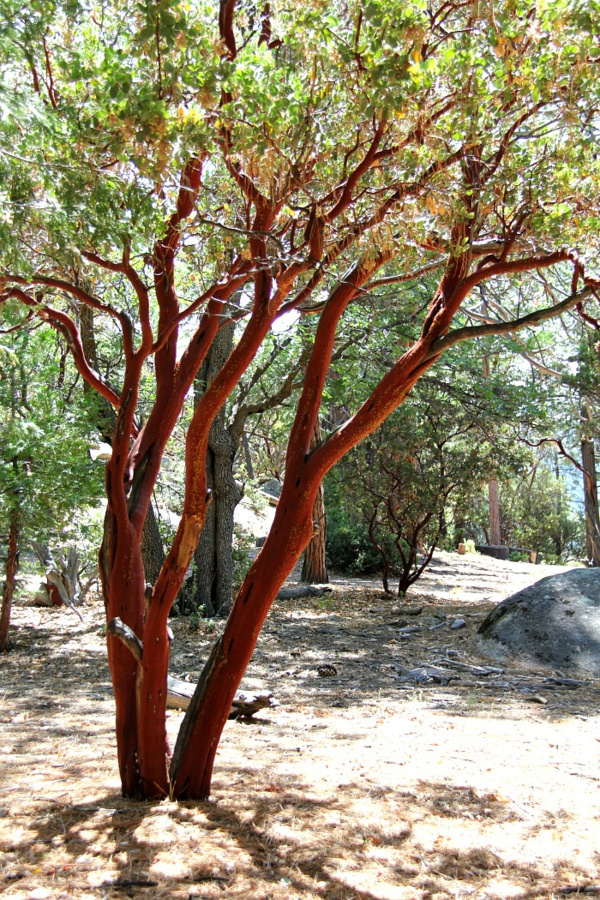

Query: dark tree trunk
[367,511,391,593]
[241,429,255,479]
[301,420,328,584]
[140,503,165,586]
[482,347,502,548]
[581,433,600,565]
[553,452,564,558]
[488,476,502,545]
[190,437,241,616]
[188,323,241,617]
[0,512,20,652]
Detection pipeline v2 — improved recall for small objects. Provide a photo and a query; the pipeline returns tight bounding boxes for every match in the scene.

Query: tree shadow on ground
[2,773,594,899]
[3,584,599,898]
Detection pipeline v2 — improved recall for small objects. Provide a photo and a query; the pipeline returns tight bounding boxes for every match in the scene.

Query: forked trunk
[170,476,317,798]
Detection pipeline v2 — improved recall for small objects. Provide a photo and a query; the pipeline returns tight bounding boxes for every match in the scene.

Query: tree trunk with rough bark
[581,432,600,566]
[301,420,328,584]
[488,476,502,546]
[140,504,166,586]
[0,512,20,652]
[187,324,241,617]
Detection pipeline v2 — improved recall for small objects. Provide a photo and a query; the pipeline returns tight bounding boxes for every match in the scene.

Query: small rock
[317,664,337,677]
[403,606,424,617]
[451,618,467,630]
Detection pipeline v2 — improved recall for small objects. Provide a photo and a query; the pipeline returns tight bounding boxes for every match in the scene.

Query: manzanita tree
[1,0,599,799]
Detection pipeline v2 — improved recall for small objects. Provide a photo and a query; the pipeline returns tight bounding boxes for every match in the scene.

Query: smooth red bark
[0,514,19,652]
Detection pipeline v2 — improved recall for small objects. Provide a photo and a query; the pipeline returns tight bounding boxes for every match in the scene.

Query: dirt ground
[1,551,599,900]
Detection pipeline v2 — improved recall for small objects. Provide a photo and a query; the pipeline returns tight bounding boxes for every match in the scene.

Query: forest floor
[1,551,599,900]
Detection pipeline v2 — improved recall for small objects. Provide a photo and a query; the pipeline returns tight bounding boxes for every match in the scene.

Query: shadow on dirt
[2,772,590,899]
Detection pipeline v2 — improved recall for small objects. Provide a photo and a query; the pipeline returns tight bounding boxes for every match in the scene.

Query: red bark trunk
[105,516,147,796]
[0,513,19,652]
[171,475,316,797]
[21,114,567,803]
[168,256,458,797]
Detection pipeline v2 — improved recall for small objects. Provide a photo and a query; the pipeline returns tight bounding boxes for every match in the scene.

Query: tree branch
[230,341,313,441]
[82,249,151,354]
[108,617,143,663]
[4,271,134,359]
[428,286,593,357]
[521,436,594,491]
[1,287,122,408]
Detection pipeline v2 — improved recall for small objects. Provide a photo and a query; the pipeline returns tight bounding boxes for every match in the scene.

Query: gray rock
[477,568,600,674]
[260,478,283,499]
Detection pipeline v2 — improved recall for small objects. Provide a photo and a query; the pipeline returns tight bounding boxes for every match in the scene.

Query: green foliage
[324,323,569,589]
[0,0,598,280]
[325,502,382,576]
[489,457,583,563]
[0,325,104,555]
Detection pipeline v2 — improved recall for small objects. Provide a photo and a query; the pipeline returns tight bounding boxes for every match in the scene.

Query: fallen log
[277,584,333,600]
[167,676,277,718]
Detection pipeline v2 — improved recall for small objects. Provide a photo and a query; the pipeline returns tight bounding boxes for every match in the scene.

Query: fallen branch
[277,584,333,600]
[557,886,600,896]
[167,675,276,718]
[433,659,505,676]
[107,617,276,718]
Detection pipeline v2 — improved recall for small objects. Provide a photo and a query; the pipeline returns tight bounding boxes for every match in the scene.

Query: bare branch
[429,286,593,358]
[82,250,151,354]
[4,271,134,358]
[365,258,446,291]
[107,617,143,663]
